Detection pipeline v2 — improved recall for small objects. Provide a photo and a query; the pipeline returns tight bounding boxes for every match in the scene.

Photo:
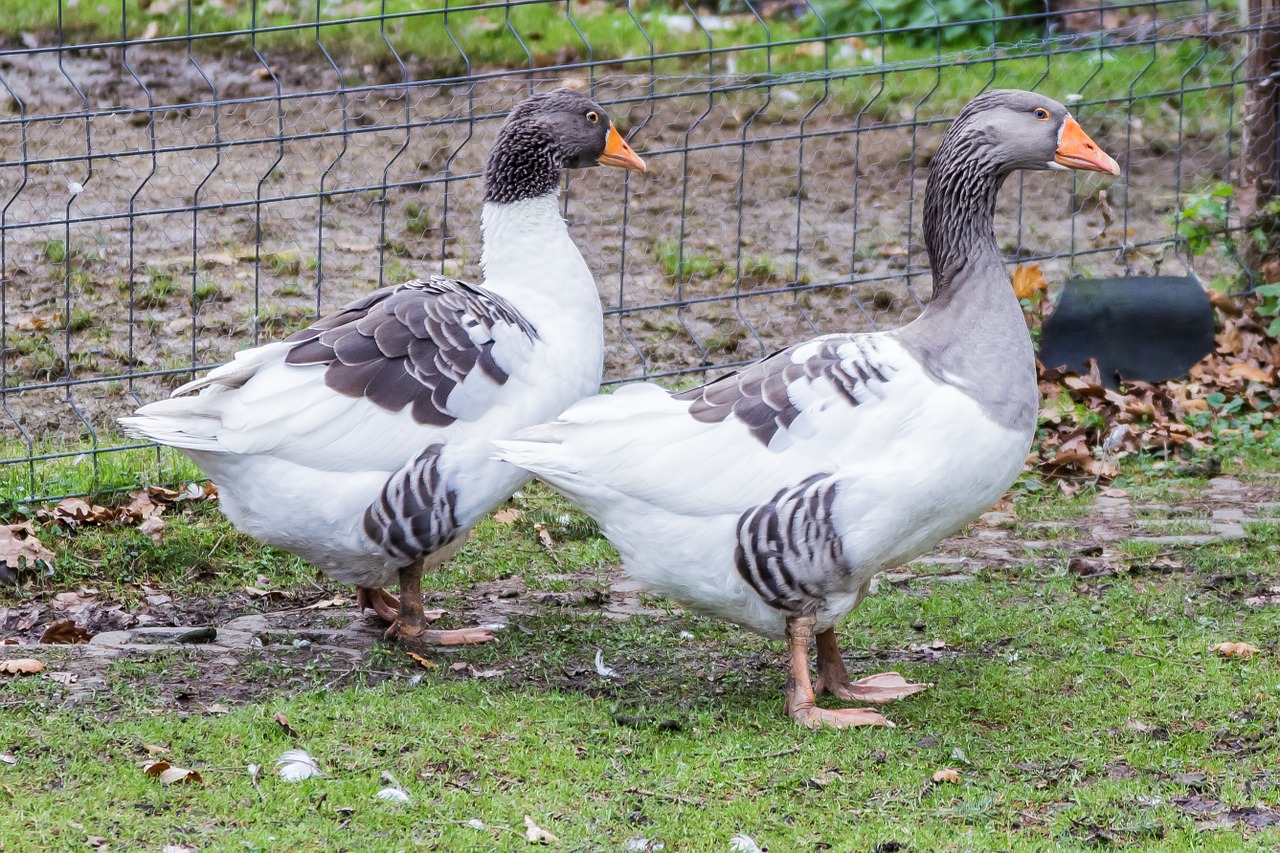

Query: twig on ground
[626,787,703,805]
[720,746,803,764]
[1080,662,1133,688]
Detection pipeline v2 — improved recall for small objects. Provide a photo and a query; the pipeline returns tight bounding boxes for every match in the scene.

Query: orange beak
[1054,116,1121,176]
[598,123,647,172]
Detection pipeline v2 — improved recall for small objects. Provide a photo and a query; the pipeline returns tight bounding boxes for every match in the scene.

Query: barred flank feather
[363,444,460,563]
[733,474,847,614]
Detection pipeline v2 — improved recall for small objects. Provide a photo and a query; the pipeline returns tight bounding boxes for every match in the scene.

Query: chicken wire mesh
[0,0,1255,501]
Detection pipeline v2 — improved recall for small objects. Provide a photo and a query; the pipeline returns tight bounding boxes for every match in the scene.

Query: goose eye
[1034,108,1049,120]
[586,111,599,124]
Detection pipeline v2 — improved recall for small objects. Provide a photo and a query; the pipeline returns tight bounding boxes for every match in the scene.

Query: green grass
[654,238,727,282]
[0,438,207,508]
[1,0,1241,135]
[2,453,1279,849]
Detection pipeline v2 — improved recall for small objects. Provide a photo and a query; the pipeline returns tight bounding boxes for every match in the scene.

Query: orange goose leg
[814,628,927,704]
[783,615,895,728]
[383,556,497,647]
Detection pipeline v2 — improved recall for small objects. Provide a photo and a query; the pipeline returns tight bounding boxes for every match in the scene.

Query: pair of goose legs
[785,613,927,729]
[355,545,496,646]
[357,573,923,728]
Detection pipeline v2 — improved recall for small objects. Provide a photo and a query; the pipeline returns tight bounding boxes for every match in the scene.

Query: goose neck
[479,193,587,294]
[922,138,1008,300]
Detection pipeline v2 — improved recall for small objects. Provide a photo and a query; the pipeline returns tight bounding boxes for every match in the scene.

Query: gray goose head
[942,89,1120,178]
[924,89,1119,286]
[483,89,646,205]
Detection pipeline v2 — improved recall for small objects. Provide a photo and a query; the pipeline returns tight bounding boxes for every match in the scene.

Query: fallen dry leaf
[11,312,61,331]
[1210,642,1260,660]
[39,619,93,644]
[305,596,349,610]
[1226,362,1272,384]
[406,651,436,668]
[932,768,962,784]
[39,497,114,530]
[534,522,555,550]
[243,585,285,600]
[524,815,559,844]
[1012,262,1049,301]
[141,743,171,756]
[1206,287,1241,316]
[493,507,522,524]
[273,712,298,737]
[144,760,203,786]
[0,522,55,576]
[1263,259,1280,284]
[0,658,45,675]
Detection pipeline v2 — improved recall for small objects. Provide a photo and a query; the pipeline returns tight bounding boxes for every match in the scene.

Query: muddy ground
[0,39,1238,458]
[3,474,1275,714]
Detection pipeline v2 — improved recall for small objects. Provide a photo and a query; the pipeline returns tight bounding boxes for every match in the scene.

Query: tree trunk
[1242,0,1280,221]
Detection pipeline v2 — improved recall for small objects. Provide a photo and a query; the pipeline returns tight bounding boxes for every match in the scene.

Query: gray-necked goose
[121,89,645,643]
[496,90,1118,727]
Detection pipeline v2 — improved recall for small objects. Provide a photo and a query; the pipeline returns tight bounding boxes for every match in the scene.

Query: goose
[121,89,645,644]
[495,90,1119,727]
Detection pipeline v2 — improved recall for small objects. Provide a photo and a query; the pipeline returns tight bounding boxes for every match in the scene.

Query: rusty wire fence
[0,1,1254,501]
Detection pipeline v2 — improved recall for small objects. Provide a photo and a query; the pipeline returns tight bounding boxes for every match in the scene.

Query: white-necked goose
[495,90,1119,727]
[122,89,645,643]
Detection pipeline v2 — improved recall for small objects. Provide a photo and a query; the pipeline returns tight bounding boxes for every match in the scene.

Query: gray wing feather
[673,336,892,446]
[284,276,538,427]
[734,475,848,614]
[363,444,459,563]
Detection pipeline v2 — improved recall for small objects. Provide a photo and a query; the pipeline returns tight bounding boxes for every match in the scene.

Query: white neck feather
[478,190,602,341]
[481,192,587,290]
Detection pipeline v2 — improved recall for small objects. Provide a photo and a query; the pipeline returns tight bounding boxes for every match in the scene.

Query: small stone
[174,627,217,644]
[222,614,272,633]
[88,631,135,646]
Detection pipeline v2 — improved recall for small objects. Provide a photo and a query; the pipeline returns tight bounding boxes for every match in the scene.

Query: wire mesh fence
[0,0,1254,501]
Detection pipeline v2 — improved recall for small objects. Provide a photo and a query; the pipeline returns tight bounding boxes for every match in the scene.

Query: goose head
[946,89,1120,178]
[484,89,646,204]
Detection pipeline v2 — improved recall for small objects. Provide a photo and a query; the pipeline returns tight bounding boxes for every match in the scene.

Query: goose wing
[125,276,540,472]
[497,332,940,517]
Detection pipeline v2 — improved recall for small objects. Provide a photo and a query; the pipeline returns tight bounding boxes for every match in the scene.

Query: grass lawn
[2,446,1279,851]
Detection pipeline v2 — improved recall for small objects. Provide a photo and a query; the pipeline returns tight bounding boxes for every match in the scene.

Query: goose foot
[790,705,894,729]
[356,586,400,624]
[418,627,498,646]
[814,629,927,704]
[382,561,496,646]
[784,615,897,730]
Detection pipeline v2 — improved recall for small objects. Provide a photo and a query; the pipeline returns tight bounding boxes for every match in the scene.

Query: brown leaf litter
[1032,298,1278,481]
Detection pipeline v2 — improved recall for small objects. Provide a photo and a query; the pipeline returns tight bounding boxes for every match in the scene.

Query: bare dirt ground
[0,43,1236,455]
[3,473,1275,714]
